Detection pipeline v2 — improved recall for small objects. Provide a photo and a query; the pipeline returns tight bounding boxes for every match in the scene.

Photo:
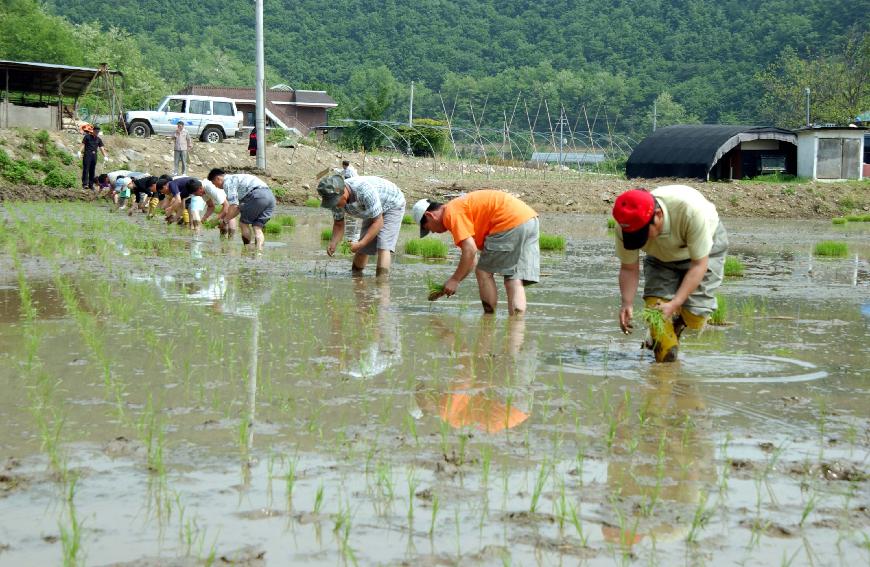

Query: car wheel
[202,127,224,144]
[129,121,151,138]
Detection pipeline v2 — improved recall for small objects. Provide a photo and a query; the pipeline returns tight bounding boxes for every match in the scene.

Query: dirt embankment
[1,128,867,219]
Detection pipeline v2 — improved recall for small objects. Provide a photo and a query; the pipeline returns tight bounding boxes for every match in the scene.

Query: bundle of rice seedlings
[831,217,847,225]
[813,240,848,257]
[641,307,667,337]
[338,240,352,255]
[402,214,415,225]
[724,256,745,277]
[845,214,863,222]
[275,215,296,226]
[203,219,220,229]
[539,234,566,251]
[426,276,446,301]
[405,238,448,258]
[607,217,616,229]
[264,223,282,235]
[709,294,727,325]
[321,228,333,241]
[304,198,320,207]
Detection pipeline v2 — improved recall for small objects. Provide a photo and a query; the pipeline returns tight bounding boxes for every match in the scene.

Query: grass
[832,217,847,225]
[813,240,848,257]
[304,197,320,207]
[710,294,727,325]
[539,234,566,251]
[404,238,448,258]
[750,173,803,183]
[263,223,282,235]
[321,228,332,241]
[402,214,415,225]
[274,214,296,227]
[724,256,745,277]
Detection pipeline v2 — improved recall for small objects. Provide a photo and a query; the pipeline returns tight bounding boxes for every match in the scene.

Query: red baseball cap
[612,189,655,250]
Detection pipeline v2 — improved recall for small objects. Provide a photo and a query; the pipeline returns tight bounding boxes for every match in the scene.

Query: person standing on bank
[411,190,540,315]
[172,121,193,176]
[612,186,728,363]
[317,174,406,278]
[208,168,276,251]
[340,160,358,179]
[78,125,109,190]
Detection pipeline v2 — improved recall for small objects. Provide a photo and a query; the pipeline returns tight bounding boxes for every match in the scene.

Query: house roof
[178,85,336,108]
[626,125,796,179]
[0,59,122,98]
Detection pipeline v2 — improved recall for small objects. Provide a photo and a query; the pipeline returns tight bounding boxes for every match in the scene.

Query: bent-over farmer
[318,174,406,277]
[613,185,728,362]
[207,168,275,251]
[412,190,539,315]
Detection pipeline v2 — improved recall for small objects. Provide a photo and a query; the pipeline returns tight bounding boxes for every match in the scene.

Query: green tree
[638,92,700,134]
[0,0,82,65]
[340,65,401,150]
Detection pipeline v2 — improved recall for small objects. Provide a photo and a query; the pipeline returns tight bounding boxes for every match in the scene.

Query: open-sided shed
[626,125,797,180]
[0,60,122,130]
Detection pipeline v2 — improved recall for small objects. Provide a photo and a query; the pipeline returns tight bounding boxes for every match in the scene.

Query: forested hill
[29,0,870,132]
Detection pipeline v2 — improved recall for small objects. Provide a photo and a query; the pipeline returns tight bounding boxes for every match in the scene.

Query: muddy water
[0,204,868,566]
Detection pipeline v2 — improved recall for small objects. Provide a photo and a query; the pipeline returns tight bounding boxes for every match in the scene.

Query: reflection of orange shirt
[442,190,537,248]
[439,392,529,433]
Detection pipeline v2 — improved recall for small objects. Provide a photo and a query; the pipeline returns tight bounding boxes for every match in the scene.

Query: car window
[163,98,186,113]
[213,102,235,117]
[189,100,211,115]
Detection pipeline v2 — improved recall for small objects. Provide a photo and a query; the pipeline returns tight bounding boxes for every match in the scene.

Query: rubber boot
[644,297,680,363]
[182,208,190,227]
[679,308,708,331]
[148,197,158,217]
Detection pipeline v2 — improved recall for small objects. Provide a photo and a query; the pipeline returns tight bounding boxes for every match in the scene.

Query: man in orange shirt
[411,190,540,315]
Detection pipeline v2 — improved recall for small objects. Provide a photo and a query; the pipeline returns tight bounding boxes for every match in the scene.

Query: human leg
[240,222,253,245]
[173,151,181,175]
[352,253,368,276]
[374,206,403,278]
[504,277,527,315]
[375,249,392,277]
[475,267,498,313]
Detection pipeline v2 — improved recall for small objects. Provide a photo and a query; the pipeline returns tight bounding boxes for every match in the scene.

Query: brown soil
[1,128,868,218]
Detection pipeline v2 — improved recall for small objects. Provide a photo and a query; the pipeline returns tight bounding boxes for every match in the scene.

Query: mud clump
[790,461,869,482]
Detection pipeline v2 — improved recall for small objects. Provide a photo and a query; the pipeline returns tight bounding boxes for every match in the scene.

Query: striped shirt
[223,174,268,206]
[332,176,405,222]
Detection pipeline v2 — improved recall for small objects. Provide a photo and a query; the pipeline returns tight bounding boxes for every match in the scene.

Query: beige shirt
[616,185,719,264]
[173,128,192,151]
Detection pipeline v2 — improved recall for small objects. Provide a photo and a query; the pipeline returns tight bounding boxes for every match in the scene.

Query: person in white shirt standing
[208,168,276,251]
[341,160,358,179]
[172,122,193,176]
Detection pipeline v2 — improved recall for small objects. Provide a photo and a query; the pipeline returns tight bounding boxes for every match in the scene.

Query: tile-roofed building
[177,84,337,136]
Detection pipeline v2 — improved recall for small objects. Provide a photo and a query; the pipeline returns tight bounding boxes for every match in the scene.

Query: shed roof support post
[58,72,63,130]
[4,68,9,128]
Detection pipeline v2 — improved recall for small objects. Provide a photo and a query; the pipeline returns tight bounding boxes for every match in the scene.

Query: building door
[817,138,860,179]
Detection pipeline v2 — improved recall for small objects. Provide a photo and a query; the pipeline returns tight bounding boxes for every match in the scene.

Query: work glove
[76,151,82,159]
[104,156,111,163]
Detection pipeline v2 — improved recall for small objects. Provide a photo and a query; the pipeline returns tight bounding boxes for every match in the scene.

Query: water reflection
[339,278,402,379]
[601,362,715,546]
[415,316,537,433]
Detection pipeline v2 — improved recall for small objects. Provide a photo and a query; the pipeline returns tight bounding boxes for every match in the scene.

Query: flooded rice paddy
[0,202,868,566]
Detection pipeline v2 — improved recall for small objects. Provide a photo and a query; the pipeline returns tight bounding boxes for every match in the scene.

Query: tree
[340,65,401,150]
[638,92,700,134]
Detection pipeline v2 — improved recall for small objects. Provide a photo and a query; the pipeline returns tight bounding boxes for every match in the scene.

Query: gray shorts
[643,222,729,316]
[477,217,540,284]
[357,205,405,255]
[239,186,276,227]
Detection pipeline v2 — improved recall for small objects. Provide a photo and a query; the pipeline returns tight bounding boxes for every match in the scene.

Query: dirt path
[1,128,867,219]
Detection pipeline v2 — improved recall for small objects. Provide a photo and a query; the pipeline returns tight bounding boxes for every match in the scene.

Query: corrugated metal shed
[0,60,121,98]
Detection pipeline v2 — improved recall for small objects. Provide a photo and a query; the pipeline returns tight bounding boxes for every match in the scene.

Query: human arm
[222,204,240,221]
[657,256,708,319]
[443,237,478,296]
[350,215,383,253]
[618,262,640,334]
[203,200,216,222]
[327,219,345,256]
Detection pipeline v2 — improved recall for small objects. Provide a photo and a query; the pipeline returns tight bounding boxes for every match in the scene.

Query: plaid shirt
[332,176,405,222]
[223,174,267,206]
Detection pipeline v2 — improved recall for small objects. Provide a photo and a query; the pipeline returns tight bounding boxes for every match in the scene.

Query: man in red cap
[612,185,728,361]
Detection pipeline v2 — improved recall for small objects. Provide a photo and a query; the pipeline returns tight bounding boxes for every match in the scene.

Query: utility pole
[407,81,414,155]
[556,111,569,167]
[805,87,811,127]
[255,0,266,171]
[652,98,657,132]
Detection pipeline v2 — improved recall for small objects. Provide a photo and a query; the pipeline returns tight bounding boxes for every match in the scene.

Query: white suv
[125,95,242,143]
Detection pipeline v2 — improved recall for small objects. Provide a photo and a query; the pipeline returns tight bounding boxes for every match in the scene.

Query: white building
[795,126,865,180]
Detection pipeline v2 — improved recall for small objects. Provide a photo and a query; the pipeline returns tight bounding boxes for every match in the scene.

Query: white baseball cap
[411,198,433,237]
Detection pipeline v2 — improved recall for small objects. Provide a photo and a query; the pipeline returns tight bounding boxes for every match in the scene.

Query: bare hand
[350,241,362,253]
[443,278,459,297]
[658,300,680,320]
[619,305,634,334]
[326,242,336,257]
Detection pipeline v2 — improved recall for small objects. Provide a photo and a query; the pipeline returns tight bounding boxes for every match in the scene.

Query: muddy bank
[1,127,868,218]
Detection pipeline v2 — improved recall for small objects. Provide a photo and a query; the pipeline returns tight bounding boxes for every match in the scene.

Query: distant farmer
[248,127,257,157]
[207,168,276,251]
[130,176,159,215]
[113,177,133,210]
[318,174,406,277]
[341,160,358,179]
[411,190,539,315]
[78,124,109,190]
[612,185,728,362]
[201,179,237,238]
[172,122,193,176]
[160,176,202,224]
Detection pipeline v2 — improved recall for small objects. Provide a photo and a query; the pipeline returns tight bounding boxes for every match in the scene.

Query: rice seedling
[314,482,324,514]
[862,214,870,222]
[59,475,83,567]
[813,240,847,257]
[641,307,666,337]
[831,217,847,225]
[402,214,415,225]
[429,493,440,536]
[529,461,550,513]
[405,238,448,258]
[426,276,446,301]
[724,256,745,277]
[686,490,711,543]
[304,197,320,207]
[539,234,566,251]
[274,214,296,227]
[845,214,863,222]
[321,228,333,241]
[710,294,727,325]
[263,223,282,235]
